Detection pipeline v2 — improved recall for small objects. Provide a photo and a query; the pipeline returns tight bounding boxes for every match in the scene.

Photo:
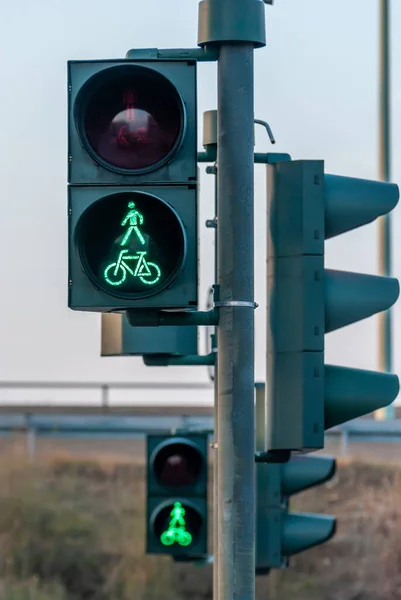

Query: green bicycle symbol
[160,502,193,547]
[104,249,161,287]
[160,527,192,547]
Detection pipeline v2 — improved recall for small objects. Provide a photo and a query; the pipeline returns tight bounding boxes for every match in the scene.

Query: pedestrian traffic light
[256,455,336,571]
[146,433,208,556]
[67,59,198,312]
[101,313,198,356]
[266,158,400,451]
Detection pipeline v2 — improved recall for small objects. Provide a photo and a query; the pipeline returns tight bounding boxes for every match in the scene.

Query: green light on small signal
[160,502,193,547]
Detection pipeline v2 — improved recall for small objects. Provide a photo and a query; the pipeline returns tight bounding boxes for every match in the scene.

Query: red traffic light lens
[154,443,203,487]
[80,66,184,172]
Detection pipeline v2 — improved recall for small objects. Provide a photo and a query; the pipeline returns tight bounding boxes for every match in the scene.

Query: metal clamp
[214,300,259,309]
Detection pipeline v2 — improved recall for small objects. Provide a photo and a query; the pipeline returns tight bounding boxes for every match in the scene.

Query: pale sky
[0,0,400,407]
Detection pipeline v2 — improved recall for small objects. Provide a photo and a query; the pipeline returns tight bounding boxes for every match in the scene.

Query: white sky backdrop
[0,0,400,406]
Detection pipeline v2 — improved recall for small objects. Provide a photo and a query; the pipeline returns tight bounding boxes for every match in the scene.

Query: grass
[0,446,400,599]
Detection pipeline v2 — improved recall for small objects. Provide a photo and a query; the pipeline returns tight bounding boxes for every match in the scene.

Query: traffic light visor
[75,191,186,299]
[75,65,185,173]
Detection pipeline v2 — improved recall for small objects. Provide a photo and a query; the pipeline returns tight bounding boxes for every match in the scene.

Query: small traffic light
[68,59,198,312]
[266,158,400,451]
[256,455,336,571]
[146,434,208,556]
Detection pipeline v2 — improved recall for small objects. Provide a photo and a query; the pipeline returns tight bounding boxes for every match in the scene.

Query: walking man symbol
[120,201,145,246]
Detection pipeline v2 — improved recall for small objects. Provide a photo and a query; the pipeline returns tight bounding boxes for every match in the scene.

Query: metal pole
[217,42,255,600]
[26,415,37,461]
[213,164,219,600]
[376,0,394,420]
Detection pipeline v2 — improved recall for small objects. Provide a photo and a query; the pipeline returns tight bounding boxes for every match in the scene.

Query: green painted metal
[197,0,266,48]
[256,384,336,569]
[325,365,399,429]
[324,175,398,238]
[101,313,198,356]
[146,434,208,556]
[125,307,218,327]
[325,270,399,332]
[123,323,198,356]
[266,159,400,451]
[125,47,219,62]
[198,148,292,165]
[197,147,217,162]
[143,353,215,366]
[281,455,336,496]
[281,513,336,557]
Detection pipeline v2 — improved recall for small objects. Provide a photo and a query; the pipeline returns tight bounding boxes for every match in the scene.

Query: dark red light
[82,68,183,172]
[154,443,202,487]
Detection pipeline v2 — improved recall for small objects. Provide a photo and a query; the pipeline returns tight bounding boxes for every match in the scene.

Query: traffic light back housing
[266,159,400,451]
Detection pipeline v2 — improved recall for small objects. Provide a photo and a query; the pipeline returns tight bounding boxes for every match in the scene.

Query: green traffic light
[68,59,198,313]
[76,192,185,299]
[160,502,193,547]
[103,201,162,286]
[146,435,208,556]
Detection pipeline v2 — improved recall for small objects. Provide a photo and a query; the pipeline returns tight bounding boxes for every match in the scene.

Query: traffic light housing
[68,59,198,312]
[101,313,198,356]
[146,434,208,556]
[266,159,400,451]
[256,455,336,571]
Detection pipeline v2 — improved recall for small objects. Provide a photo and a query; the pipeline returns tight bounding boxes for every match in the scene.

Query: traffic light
[266,158,400,451]
[101,313,198,356]
[256,455,336,571]
[146,434,208,556]
[68,59,198,312]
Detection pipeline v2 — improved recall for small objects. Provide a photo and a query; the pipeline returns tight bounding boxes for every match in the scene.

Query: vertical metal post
[26,414,36,461]
[212,164,219,600]
[217,41,255,600]
[101,384,109,411]
[376,0,394,420]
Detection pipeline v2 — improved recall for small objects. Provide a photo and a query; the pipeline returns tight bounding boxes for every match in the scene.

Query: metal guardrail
[0,410,400,459]
[0,381,213,410]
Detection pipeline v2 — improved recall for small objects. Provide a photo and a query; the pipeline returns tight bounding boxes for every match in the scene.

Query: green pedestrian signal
[146,434,208,556]
[120,202,146,246]
[160,502,193,547]
[266,158,400,451]
[67,59,198,313]
[75,192,186,297]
